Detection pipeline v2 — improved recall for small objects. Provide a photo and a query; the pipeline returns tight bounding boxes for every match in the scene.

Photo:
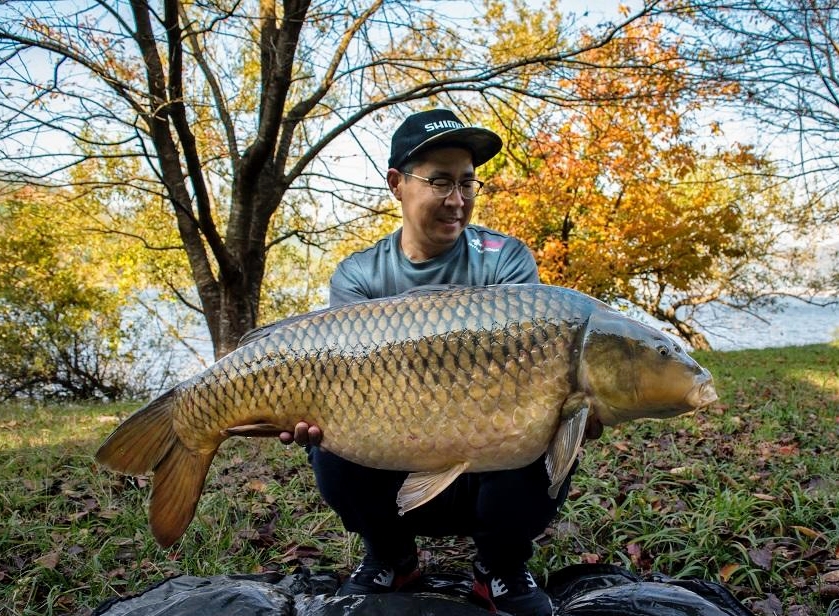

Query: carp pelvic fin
[396,461,470,514]
[545,406,588,498]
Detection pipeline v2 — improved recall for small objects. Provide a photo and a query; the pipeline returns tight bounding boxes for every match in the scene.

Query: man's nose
[444,185,466,206]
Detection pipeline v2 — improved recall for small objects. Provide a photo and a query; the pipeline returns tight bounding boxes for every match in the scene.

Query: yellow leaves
[718,563,740,582]
[480,0,564,64]
[790,525,823,540]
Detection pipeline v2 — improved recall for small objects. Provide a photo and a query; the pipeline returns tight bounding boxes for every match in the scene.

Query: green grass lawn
[1,343,838,615]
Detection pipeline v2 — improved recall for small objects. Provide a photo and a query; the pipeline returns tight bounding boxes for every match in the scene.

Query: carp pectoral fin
[222,423,288,437]
[396,461,470,514]
[545,406,588,499]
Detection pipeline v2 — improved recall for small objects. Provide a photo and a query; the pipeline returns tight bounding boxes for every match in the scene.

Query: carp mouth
[686,379,718,409]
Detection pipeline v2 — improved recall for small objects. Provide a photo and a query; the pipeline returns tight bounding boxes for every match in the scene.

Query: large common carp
[96,284,717,547]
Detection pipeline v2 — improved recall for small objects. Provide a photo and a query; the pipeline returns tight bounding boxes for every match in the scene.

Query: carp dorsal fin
[396,461,470,514]
[400,284,466,296]
[545,406,588,498]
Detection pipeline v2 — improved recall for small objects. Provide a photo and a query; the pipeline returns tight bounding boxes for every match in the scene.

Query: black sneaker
[337,552,421,596]
[471,559,552,616]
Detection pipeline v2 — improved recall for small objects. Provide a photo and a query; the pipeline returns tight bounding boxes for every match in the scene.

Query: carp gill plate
[96,284,718,547]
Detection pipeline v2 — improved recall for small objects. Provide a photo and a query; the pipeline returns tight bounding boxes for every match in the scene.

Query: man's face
[389,147,476,261]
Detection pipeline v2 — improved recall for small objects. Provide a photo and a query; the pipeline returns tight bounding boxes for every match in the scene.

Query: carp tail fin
[149,443,215,547]
[96,388,218,547]
[545,406,587,498]
[95,389,180,475]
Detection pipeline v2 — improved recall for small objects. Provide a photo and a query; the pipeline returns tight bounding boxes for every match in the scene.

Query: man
[282,108,601,616]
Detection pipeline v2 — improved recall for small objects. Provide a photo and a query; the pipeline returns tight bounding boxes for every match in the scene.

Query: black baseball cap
[388,108,503,169]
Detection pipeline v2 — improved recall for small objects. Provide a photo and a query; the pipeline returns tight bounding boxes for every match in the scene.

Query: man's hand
[279,421,323,447]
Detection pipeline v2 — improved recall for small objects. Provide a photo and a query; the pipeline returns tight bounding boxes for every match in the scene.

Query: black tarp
[93,564,755,616]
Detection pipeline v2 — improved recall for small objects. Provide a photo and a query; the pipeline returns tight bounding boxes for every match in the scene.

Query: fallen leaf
[247,479,267,492]
[581,553,600,564]
[107,567,126,579]
[820,584,839,599]
[236,528,260,541]
[791,525,823,540]
[719,563,740,582]
[36,551,60,569]
[752,493,776,501]
[749,546,773,570]
[750,593,783,616]
[22,479,41,492]
[822,570,839,584]
[626,543,643,567]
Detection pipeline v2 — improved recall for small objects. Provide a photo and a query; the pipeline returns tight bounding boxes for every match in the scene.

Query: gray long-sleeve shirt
[329,225,539,307]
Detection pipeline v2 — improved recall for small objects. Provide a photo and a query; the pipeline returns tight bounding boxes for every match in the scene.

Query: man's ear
[386,168,403,200]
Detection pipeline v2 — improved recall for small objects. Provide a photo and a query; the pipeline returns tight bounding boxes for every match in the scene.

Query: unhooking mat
[92,563,756,615]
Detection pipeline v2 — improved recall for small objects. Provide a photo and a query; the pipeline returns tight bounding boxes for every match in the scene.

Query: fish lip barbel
[94,283,719,548]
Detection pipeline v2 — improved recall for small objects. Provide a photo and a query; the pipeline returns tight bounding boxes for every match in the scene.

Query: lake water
[688,297,839,351]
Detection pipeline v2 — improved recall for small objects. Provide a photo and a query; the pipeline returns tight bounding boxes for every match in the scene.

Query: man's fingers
[279,431,295,444]
[278,421,323,447]
[293,422,309,444]
[288,421,323,446]
[307,425,323,446]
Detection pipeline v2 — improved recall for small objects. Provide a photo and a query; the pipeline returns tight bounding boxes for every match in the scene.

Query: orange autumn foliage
[481,20,759,305]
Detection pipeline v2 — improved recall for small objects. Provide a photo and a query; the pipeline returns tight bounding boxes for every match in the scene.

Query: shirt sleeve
[494,238,540,284]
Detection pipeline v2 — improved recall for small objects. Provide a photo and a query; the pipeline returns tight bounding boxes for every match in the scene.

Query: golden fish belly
[173,316,575,472]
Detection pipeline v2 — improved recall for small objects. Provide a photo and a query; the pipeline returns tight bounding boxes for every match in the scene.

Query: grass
[1,342,838,615]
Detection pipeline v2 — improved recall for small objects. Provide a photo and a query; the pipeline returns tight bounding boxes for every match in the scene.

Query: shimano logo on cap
[424,120,464,132]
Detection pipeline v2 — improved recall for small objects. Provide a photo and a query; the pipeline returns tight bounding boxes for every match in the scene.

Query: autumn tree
[0,186,181,399]
[480,18,793,349]
[0,0,672,358]
[661,0,839,294]
[665,1,839,208]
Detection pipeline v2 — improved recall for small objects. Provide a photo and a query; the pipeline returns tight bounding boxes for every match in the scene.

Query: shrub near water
[1,343,838,615]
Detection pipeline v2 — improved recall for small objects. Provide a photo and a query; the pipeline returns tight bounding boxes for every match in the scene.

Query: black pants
[309,447,576,571]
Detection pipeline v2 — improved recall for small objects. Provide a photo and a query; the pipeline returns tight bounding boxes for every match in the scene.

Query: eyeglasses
[402,172,485,199]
